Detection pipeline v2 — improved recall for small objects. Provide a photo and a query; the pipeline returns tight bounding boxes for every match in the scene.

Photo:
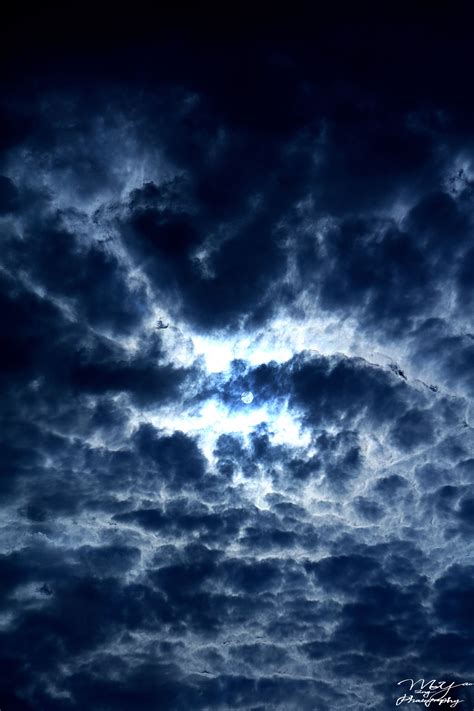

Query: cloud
[1,7,474,709]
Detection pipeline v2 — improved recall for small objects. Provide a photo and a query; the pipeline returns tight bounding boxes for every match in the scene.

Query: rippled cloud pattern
[1,5,473,710]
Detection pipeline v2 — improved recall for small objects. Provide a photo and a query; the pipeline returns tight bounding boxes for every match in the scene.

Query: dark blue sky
[1,3,474,709]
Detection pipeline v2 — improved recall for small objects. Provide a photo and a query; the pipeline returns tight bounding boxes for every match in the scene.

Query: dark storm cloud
[132,425,207,489]
[17,229,148,335]
[121,151,295,330]
[0,175,19,213]
[410,321,474,398]
[0,263,193,408]
[2,28,473,343]
[1,4,474,710]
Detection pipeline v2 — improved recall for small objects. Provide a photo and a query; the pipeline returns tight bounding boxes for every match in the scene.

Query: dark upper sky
[1,3,474,710]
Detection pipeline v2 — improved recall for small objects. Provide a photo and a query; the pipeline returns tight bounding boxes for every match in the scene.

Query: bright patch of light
[190,312,358,375]
[198,399,266,436]
[270,408,311,448]
[192,336,236,372]
[241,391,254,404]
[192,330,295,373]
[143,395,309,465]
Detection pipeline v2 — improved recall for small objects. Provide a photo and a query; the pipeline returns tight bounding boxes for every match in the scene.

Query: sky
[1,3,474,709]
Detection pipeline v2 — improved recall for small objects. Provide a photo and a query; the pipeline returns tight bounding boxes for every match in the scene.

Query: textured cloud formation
[1,5,474,710]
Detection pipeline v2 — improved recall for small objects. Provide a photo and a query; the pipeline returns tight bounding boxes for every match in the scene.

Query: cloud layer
[1,6,473,709]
